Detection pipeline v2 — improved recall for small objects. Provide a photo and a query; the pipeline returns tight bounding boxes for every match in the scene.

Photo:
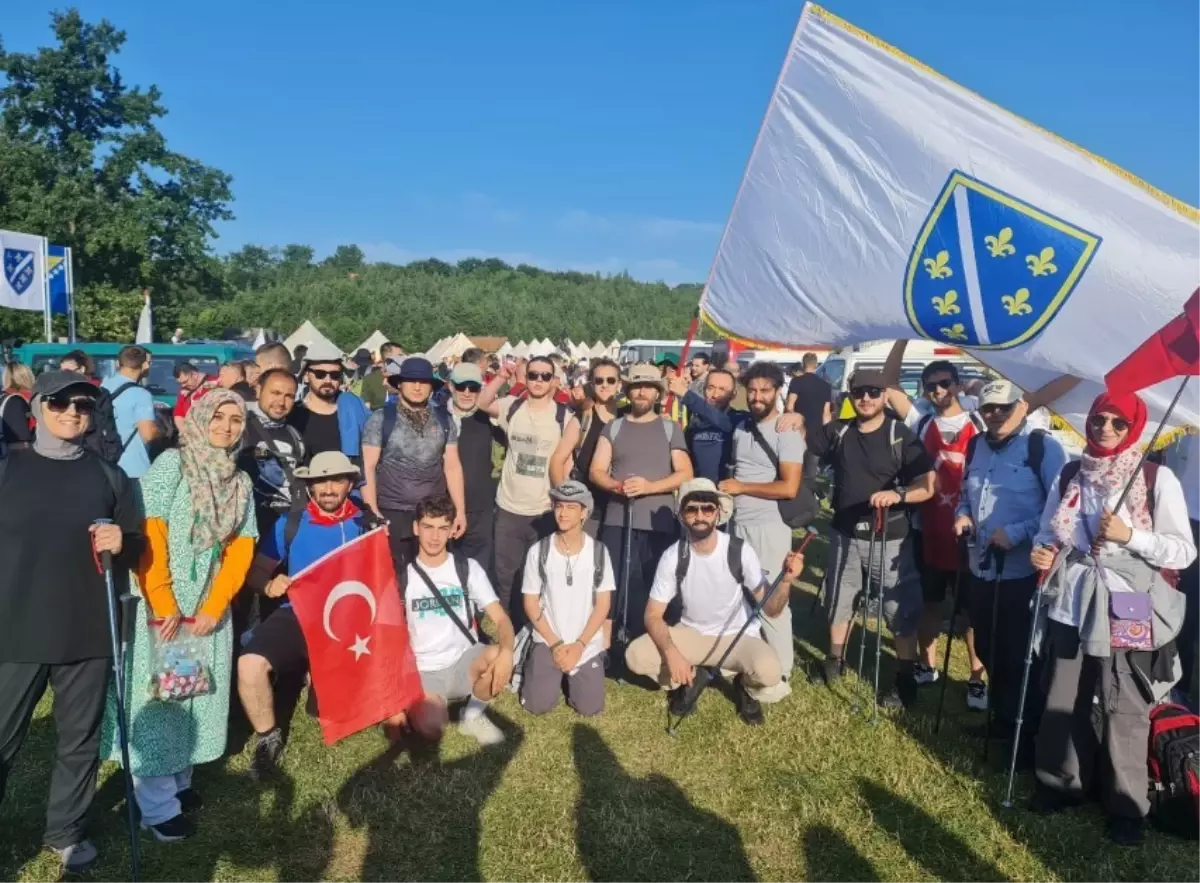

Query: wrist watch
[896,486,908,503]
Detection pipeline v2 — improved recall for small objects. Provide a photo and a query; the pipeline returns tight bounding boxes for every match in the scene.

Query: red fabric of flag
[1105,289,1200,397]
[287,528,423,744]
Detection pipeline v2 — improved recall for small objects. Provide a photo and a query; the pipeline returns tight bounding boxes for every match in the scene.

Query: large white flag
[0,230,48,313]
[701,4,1199,437]
[135,290,153,344]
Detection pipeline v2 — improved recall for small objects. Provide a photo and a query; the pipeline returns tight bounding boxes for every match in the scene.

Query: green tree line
[0,10,700,352]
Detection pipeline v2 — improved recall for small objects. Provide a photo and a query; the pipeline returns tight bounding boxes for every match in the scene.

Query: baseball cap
[450,363,483,386]
[848,368,887,390]
[549,480,594,512]
[32,370,101,399]
[979,379,1023,407]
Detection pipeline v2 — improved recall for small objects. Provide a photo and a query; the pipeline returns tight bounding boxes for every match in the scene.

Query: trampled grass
[3,526,1197,882]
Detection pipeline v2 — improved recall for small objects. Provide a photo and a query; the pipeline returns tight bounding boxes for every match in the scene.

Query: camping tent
[355,330,390,357]
[438,333,476,362]
[496,341,513,358]
[589,341,608,359]
[284,320,340,358]
[425,336,452,362]
[511,340,529,358]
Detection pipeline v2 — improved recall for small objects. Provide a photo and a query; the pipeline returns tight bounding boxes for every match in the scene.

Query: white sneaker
[913,662,940,685]
[747,679,792,704]
[967,679,988,711]
[51,840,98,872]
[459,713,505,746]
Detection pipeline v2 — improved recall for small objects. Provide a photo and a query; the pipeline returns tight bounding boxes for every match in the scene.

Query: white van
[815,340,991,398]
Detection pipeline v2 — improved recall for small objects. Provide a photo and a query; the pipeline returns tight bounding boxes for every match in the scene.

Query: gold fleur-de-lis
[984,227,1016,258]
[923,250,953,280]
[1026,246,1057,277]
[932,290,961,316]
[940,323,968,341]
[1001,287,1033,316]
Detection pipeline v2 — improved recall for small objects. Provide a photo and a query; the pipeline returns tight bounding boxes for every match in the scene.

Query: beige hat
[979,379,1023,408]
[624,362,666,393]
[301,339,345,366]
[676,477,734,526]
[294,451,361,480]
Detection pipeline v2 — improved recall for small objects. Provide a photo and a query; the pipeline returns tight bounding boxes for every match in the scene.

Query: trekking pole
[870,506,889,725]
[851,510,881,715]
[1002,557,1054,808]
[615,498,634,681]
[981,545,1006,764]
[94,519,140,882]
[935,534,968,734]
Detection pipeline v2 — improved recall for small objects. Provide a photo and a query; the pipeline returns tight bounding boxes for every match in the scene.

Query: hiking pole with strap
[614,499,634,681]
[870,506,889,726]
[935,534,969,734]
[851,507,884,715]
[95,519,140,882]
[1002,555,1054,808]
[981,545,1007,764]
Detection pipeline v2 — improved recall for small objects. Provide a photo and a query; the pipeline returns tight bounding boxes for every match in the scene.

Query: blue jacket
[336,391,370,458]
[956,426,1068,581]
[681,390,749,484]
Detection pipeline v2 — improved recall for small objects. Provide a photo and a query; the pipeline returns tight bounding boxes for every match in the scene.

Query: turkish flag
[287,528,423,744]
[1105,288,1200,397]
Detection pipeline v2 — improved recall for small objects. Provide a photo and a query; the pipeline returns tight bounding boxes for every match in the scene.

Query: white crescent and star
[322,581,377,661]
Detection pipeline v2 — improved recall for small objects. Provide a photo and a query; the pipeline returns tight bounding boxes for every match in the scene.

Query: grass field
[3,525,1197,882]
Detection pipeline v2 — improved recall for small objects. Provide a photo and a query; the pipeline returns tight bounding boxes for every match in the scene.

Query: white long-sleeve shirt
[1034,463,1196,627]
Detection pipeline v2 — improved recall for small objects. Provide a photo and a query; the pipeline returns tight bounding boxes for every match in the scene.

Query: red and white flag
[1105,288,1200,397]
[287,528,423,744]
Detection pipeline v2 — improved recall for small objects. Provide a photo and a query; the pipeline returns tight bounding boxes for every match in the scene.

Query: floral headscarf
[179,388,249,553]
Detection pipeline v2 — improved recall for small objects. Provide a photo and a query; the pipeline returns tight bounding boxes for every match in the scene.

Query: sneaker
[966,679,988,711]
[1027,785,1082,815]
[747,678,792,704]
[459,713,505,746]
[176,788,203,814]
[880,672,918,710]
[878,686,904,710]
[668,685,701,718]
[1106,815,1145,846]
[809,657,844,687]
[143,814,195,843]
[733,675,764,726]
[913,662,940,685]
[250,727,284,781]
[49,840,98,872]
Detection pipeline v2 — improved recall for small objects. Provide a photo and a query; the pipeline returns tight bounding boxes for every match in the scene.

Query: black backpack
[744,417,818,529]
[82,382,139,463]
[534,535,608,602]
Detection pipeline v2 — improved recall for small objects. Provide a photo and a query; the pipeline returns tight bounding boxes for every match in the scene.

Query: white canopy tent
[425,336,452,362]
[510,340,529,358]
[284,320,340,358]
[355,330,390,357]
[435,333,476,362]
[496,341,513,358]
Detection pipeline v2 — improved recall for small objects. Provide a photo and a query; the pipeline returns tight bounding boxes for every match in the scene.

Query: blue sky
[9,1,1199,284]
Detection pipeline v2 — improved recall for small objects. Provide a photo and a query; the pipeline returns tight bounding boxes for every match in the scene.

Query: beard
[686,521,716,541]
[311,383,339,402]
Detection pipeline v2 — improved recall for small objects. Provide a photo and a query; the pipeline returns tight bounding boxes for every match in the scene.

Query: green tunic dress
[101,450,257,778]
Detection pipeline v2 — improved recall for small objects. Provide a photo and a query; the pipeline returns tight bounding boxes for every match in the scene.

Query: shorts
[419,643,489,702]
[822,529,922,638]
[921,568,958,605]
[243,606,308,677]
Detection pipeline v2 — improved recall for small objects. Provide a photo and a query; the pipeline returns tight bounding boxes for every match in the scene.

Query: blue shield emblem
[3,248,35,296]
[904,171,1101,349]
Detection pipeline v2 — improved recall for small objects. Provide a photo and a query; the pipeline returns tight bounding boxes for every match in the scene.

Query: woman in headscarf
[102,389,257,843]
[1029,392,1195,845]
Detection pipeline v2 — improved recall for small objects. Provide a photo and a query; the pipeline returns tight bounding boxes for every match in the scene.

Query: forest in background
[0,10,701,352]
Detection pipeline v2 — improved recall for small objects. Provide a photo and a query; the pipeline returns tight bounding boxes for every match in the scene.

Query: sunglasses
[924,378,954,393]
[1088,414,1130,433]
[592,376,620,386]
[45,395,96,415]
[527,371,554,382]
[850,386,883,400]
[683,503,719,516]
[309,369,343,381]
[979,403,1013,417]
[453,382,482,393]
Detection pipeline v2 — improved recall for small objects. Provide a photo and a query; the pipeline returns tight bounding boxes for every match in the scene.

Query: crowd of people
[0,335,1196,871]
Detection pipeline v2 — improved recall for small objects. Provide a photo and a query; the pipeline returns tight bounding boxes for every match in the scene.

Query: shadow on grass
[337,711,523,881]
[572,724,755,882]
[0,716,56,880]
[802,823,876,882]
[858,777,1008,882]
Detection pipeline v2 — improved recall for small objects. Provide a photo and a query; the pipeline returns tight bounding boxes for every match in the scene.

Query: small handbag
[1109,592,1154,651]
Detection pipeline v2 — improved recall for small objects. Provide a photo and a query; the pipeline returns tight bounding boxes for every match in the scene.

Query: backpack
[673,536,758,609]
[535,534,607,602]
[380,402,453,449]
[1148,702,1199,838]
[0,392,34,458]
[745,417,818,529]
[965,428,1048,495]
[82,382,139,463]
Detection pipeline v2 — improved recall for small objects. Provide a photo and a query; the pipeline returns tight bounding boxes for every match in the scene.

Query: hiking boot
[1106,815,1145,846]
[966,679,988,711]
[143,814,195,843]
[49,840,98,872]
[250,727,284,781]
[1027,785,1082,815]
[177,788,203,814]
[809,657,844,687]
[459,713,505,746]
[913,662,940,685]
[668,685,701,718]
[733,676,764,726]
[880,671,918,710]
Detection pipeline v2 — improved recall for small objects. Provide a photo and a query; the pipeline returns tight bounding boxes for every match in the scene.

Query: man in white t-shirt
[404,495,516,746]
[519,480,614,716]
[625,478,805,726]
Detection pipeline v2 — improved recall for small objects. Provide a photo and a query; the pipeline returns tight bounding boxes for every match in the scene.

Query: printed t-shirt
[649,533,765,638]
[362,406,457,511]
[496,396,568,516]
[521,535,615,664]
[404,556,498,671]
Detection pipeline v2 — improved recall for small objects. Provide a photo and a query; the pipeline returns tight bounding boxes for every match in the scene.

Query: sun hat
[549,480,594,512]
[294,450,361,480]
[624,362,666,393]
[301,339,345,366]
[676,477,734,526]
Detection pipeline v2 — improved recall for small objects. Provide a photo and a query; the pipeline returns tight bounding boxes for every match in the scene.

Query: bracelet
[549,640,564,650]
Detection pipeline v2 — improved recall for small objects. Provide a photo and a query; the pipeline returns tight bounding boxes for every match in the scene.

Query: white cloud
[634,217,723,238]
[556,209,720,239]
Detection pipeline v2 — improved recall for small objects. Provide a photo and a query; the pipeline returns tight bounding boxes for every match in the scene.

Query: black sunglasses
[45,395,96,415]
[453,382,482,393]
[979,403,1014,417]
[1088,414,1130,433]
[527,371,554,382]
[592,376,620,386]
[309,369,343,381]
[924,378,954,393]
[850,386,883,400]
